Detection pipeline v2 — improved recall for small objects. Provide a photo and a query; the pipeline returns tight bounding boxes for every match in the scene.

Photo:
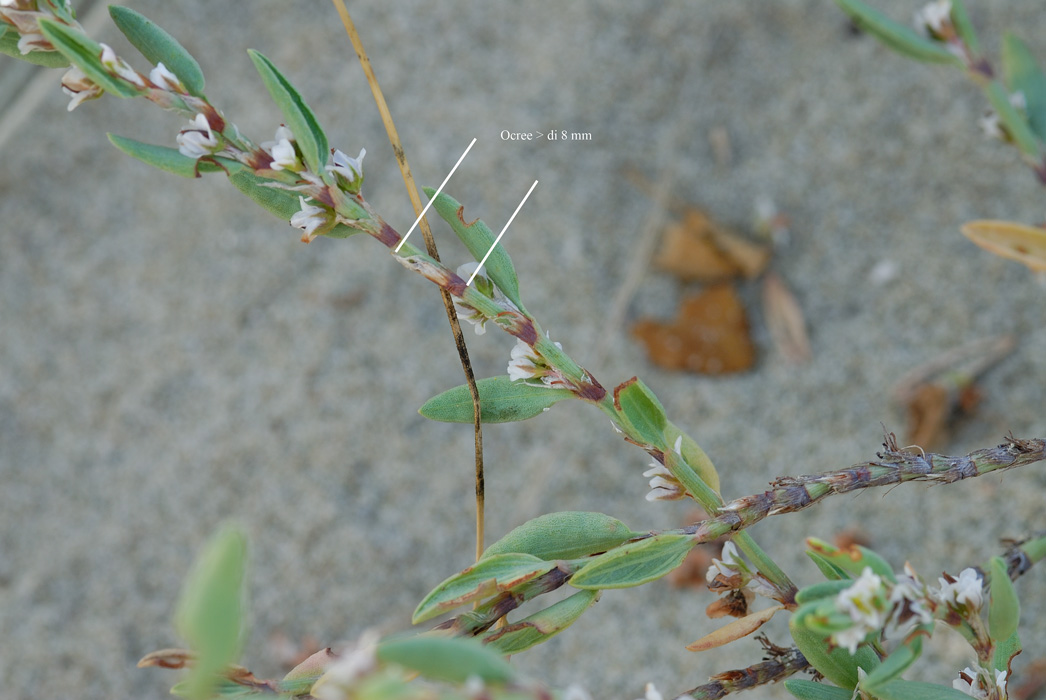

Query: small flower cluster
[979,92,1028,143]
[0,0,69,55]
[644,436,685,502]
[829,565,983,654]
[507,332,570,389]
[913,0,954,41]
[452,262,517,335]
[953,666,1007,700]
[704,541,779,616]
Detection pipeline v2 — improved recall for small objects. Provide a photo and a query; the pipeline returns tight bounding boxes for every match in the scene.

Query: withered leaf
[632,284,756,374]
[962,219,1046,272]
[654,208,770,283]
[761,271,811,364]
[686,604,785,652]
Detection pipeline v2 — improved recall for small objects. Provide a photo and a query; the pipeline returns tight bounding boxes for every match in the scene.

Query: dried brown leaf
[686,605,785,652]
[632,284,756,374]
[761,271,811,364]
[962,219,1046,272]
[653,208,771,282]
[905,383,952,451]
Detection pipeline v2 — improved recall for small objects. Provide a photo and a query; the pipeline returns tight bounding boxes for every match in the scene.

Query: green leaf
[794,580,854,605]
[376,636,515,684]
[860,638,922,692]
[807,551,850,581]
[784,679,854,700]
[247,50,328,173]
[833,0,964,66]
[988,556,1020,643]
[664,421,720,494]
[483,589,600,655]
[985,79,1043,158]
[425,188,524,311]
[789,603,880,690]
[225,166,360,238]
[613,377,668,449]
[1002,34,1046,143]
[419,375,574,424]
[570,533,694,589]
[870,680,976,700]
[806,538,896,583]
[0,28,70,67]
[107,134,223,178]
[175,525,248,700]
[993,628,1022,674]
[948,0,980,57]
[109,6,205,96]
[412,553,555,624]
[37,19,141,97]
[482,512,640,561]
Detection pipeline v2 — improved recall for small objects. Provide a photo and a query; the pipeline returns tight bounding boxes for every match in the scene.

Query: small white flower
[979,92,1027,142]
[937,567,983,611]
[837,568,886,627]
[643,461,683,502]
[832,623,871,656]
[453,262,496,334]
[99,42,146,87]
[831,567,888,653]
[148,62,184,92]
[60,65,103,111]
[506,333,568,388]
[270,138,300,172]
[706,541,745,583]
[913,0,952,37]
[641,683,663,700]
[291,196,332,243]
[327,147,366,190]
[952,666,1004,699]
[177,113,221,159]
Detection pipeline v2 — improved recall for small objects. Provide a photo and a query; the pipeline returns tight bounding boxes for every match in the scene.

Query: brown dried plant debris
[892,336,1016,451]
[632,283,756,374]
[761,271,811,365]
[653,206,771,283]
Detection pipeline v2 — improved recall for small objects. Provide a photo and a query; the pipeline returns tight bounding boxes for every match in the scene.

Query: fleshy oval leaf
[613,377,668,449]
[806,538,896,583]
[832,0,964,66]
[1002,34,1046,142]
[247,49,328,174]
[988,556,1020,643]
[109,5,204,95]
[869,680,977,700]
[108,134,222,178]
[784,679,855,700]
[0,27,70,66]
[174,524,248,700]
[482,511,640,561]
[419,375,574,424]
[376,636,515,684]
[962,219,1046,272]
[413,553,554,624]
[425,188,524,311]
[482,589,600,655]
[570,533,695,589]
[38,19,142,98]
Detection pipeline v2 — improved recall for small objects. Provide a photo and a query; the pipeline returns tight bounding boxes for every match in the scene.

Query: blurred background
[1,1,1045,698]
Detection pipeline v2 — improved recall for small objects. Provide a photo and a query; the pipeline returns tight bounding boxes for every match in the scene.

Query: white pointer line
[467,179,539,286]
[394,137,478,252]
